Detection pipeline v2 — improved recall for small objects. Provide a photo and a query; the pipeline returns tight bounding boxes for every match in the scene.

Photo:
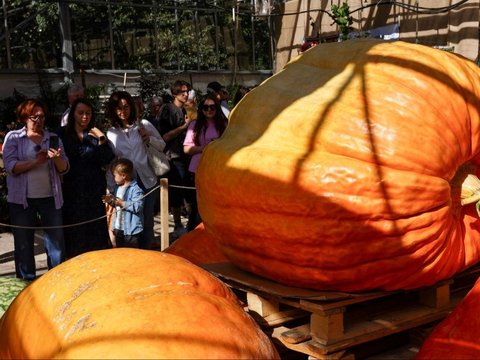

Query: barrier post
[160,178,170,250]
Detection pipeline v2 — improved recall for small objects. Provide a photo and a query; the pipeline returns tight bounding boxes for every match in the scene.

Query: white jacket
[106,119,166,190]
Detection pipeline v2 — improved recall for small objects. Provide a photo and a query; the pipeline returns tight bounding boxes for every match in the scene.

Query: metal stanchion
[160,178,170,250]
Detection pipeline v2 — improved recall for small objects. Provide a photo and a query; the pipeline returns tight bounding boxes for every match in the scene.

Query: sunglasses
[28,115,45,122]
[202,105,216,111]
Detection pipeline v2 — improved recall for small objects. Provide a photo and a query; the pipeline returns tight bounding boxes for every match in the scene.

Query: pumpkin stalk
[455,168,480,216]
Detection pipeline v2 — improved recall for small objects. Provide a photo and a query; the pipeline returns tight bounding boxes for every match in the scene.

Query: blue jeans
[136,178,158,250]
[9,197,65,280]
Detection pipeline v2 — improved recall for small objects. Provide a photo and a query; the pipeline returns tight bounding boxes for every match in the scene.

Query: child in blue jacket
[103,158,144,248]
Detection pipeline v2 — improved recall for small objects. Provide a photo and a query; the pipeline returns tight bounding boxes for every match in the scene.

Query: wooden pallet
[202,262,480,360]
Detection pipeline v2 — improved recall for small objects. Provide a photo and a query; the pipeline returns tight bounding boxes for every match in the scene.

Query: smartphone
[49,135,59,149]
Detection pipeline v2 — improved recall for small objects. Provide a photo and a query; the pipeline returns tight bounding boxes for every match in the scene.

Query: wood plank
[309,292,465,351]
[250,308,307,327]
[272,327,349,359]
[311,312,345,343]
[202,262,383,301]
[279,324,311,344]
[247,292,279,317]
[419,282,451,308]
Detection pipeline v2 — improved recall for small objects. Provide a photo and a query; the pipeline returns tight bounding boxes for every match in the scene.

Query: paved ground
[0,213,187,277]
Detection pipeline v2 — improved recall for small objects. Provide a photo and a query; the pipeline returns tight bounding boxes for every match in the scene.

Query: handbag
[145,142,170,176]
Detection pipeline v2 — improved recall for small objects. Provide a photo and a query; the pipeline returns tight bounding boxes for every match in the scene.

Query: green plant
[136,71,170,102]
[331,2,353,41]
[0,89,26,133]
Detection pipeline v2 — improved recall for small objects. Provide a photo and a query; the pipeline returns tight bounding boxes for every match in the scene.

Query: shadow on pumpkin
[197,39,480,292]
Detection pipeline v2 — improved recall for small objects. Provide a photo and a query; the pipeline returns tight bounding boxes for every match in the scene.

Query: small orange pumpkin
[165,223,227,265]
[0,249,279,359]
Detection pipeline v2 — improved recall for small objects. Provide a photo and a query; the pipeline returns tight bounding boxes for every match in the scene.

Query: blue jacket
[112,179,144,236]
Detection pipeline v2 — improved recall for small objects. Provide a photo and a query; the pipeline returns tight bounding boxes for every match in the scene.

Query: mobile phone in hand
[49,135,59,149]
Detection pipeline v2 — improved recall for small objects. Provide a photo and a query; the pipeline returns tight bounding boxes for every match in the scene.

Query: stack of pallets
[203,262,480,359]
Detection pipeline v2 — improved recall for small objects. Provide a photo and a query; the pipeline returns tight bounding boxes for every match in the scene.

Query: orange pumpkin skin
[417,278,480,359]
[0,249,279,359]
[197,39,480,292]
[165,223,228,265]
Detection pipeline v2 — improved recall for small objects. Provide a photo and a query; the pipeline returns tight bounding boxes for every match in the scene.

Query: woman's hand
[48,148,68,173]
[89,127,107,145]
[138,125,150,144]
[47,147,62,159]
[36,149,49,165]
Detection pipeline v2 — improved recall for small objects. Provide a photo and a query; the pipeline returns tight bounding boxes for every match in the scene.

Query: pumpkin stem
[451,162,480,209]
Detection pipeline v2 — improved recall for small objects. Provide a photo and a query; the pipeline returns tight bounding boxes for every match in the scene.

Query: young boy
[103,158,144,248]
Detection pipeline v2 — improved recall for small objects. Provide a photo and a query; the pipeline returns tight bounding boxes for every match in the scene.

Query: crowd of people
[1,79,249,280]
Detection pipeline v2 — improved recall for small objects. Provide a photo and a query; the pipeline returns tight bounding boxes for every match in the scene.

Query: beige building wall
[273,0,480,73]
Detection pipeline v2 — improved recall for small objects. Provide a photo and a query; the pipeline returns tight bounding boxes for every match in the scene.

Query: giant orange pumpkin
[0,249,279,359]
[197,38,480,292]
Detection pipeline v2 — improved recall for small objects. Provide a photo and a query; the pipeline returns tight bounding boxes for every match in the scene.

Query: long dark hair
[107,91,137,128]
[193,93,227,146]
[65,98,95,142]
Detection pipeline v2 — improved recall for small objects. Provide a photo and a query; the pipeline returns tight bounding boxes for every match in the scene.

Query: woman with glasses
[183,93,227,231]
[2,99,69,280]
[58,98,114,258]
[106,91,166,250]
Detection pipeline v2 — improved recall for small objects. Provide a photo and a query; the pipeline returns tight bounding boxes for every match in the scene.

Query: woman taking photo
[106,91,166,250]
[183,94,227,231]
[2,99,69,280]
[58,98,114,258]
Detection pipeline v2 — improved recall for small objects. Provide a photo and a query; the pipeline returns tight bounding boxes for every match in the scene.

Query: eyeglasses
[202,105,216,111]
[28,115,45,122]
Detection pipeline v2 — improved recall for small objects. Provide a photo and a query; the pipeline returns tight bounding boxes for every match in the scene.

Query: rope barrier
[0,181,189,231]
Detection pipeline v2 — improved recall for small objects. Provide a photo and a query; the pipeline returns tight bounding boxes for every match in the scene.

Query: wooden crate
[203,262,480,360]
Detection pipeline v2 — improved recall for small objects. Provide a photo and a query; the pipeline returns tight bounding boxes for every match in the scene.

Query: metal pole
[232,0,239,84]
[160,178,170,251]
[251,1,256,71]
[175,3,180,70]
[107,0,115,69]
[214,2,220,69]
[153,0,159,68]
[2,0,11,69]
[58,1,74,82]
[195,9,200,71]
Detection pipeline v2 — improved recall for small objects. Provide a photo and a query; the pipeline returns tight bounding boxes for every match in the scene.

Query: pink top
[184,120,222,173]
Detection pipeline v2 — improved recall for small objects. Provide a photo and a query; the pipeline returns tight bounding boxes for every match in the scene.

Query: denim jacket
[3,127,69,209]
[112,179,144,236]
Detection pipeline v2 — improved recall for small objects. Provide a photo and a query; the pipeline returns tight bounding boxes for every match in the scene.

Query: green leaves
[0,277,29,317]
[331,2,353,41]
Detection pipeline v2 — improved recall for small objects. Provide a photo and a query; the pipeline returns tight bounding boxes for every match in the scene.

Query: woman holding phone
[2,99,69,280]
[58,98,114,258]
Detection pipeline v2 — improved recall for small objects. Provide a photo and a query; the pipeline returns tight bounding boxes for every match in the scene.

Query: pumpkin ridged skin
[416,277,480,359]
[0,249,279,359]
[197,39,480,292]
[165,223,227,265]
